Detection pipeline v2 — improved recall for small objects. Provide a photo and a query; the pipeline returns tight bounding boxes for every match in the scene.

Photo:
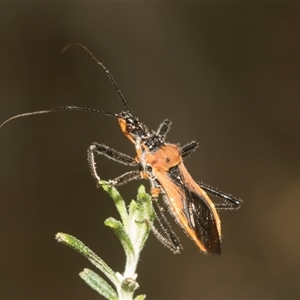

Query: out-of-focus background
[1,3,300,299]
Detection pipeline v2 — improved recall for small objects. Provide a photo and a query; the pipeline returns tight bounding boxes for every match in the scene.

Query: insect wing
[153,163,221,255]
[183,184,221,255]
[178,163,222,255]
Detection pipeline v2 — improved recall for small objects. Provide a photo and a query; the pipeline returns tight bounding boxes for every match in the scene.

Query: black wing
[184,186,221,256]
[168,165,221,255]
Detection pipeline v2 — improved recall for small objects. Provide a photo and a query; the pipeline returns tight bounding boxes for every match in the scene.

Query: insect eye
[126,124,133,132]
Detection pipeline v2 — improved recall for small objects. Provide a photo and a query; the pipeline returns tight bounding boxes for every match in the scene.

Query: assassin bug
[0,43,242,256]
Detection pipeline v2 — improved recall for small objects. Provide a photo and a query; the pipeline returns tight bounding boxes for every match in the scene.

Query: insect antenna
[0,106,116,130]
[62,42,130,112]
[0,43,131,129]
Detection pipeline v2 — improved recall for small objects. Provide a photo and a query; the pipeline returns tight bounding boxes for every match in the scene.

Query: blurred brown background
[1,3,300,299]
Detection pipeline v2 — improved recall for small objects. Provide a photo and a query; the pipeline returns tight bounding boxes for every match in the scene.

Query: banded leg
[181,141,199,158]
[156,119,172,141]
[87,142,138,182]
[199,181,243,210]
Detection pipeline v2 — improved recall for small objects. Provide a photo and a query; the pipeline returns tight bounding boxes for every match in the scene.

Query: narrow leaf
[104,217,135,258]
[134,294,147,300]
[56,233,119,287]
[80,268,118,300]
[99,180,128,226]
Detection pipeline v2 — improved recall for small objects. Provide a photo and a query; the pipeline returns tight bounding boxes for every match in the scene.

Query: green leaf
[57,183,155,299]
[56,233,119,288]
[104,217,135,258]
[99,180,128,226]
[80,268,118,300]
[134,294,147,300]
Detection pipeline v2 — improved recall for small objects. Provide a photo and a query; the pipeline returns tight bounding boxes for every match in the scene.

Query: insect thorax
[119,111,165,153]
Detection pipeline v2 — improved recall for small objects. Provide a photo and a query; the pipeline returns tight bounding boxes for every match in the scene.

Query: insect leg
[143,182,182,253]
[87,143,138,182]
[156,119,172,141]
[108,170,141,186]
[180,141,199,158]
[199,181,243,210]
[151,198,182,254]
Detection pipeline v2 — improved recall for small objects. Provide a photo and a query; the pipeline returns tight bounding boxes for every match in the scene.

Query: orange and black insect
[0,43,242,256]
